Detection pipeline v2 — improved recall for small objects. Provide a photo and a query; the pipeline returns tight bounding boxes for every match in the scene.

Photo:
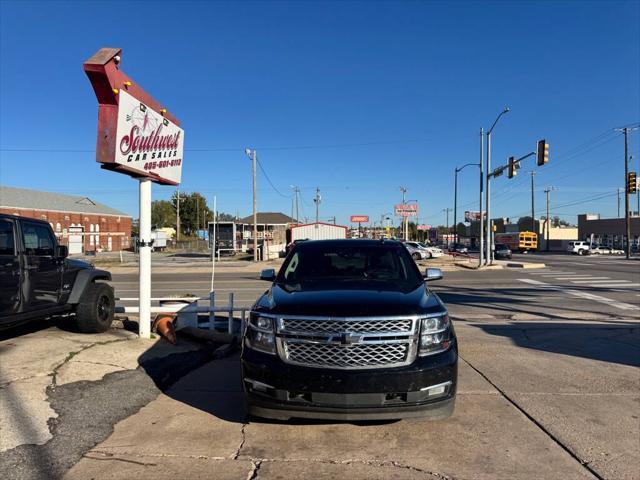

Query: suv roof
[0,213,50,225]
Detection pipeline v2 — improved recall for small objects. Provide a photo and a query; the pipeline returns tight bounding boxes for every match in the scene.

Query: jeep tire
[74,283,115,333]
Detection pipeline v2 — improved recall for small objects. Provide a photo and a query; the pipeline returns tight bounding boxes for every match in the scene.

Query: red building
[0,186,132,253]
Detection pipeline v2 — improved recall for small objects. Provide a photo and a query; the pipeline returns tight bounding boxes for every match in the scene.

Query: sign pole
[139,178,152,339]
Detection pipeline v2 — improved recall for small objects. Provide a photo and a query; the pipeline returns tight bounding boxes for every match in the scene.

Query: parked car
[242,239,457,420]
[403,242,429,260]
[404,241,443,259]
[568,241,591,255]
[0,214,115,332]
[494,243,512,260]
[448,243,468,254]
[588,244,610,255]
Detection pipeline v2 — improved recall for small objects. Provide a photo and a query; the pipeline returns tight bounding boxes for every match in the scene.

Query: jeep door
[0,218,21,318]
[20,221,61,310]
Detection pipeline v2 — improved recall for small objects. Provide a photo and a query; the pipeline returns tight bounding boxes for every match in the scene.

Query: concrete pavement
[65,320,639,480]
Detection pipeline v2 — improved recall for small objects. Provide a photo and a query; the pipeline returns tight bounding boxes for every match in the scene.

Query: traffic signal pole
[624,127,630,259]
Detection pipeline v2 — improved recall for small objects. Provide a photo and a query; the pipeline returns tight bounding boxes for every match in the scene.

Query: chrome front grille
[271,315,419,370]
[283,340,409,369]
[281,318,412,335]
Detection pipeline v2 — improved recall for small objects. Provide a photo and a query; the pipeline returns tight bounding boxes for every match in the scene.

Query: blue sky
[1,0,639,226]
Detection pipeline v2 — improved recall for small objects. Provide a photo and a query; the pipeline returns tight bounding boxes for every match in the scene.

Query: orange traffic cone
[153,314,177,344]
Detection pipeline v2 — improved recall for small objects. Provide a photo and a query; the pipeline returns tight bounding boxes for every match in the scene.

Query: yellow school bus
[494,231,538,253]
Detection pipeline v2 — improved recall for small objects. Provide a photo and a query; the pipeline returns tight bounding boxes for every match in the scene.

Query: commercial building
[578,213,640,248]
[237,212,297,257]
[0,186,132,253]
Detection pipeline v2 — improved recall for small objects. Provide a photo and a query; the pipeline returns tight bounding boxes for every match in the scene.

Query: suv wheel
[74,283,115,333]
[412,252,421,260]
[578,249,586,256]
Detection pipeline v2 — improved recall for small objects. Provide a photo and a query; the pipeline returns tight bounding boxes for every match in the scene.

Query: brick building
[0,186,132,253]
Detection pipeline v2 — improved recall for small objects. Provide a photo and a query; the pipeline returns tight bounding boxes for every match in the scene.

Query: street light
[453,163,480,245]
[485,107,510,265]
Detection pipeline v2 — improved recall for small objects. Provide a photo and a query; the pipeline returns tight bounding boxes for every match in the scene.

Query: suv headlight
[419,313,451,356]
[245,312,276,354]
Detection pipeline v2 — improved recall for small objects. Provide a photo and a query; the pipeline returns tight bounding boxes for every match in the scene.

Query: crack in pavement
[458,355,604,480]
[233,422,248,460]
[246,460,261,480]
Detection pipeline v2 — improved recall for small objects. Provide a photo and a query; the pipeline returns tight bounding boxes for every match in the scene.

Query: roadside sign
[115,91,184,185]
[465,211,481,222]
[416,225,429,231]
[350,215,369,223]
[394,204,418,217]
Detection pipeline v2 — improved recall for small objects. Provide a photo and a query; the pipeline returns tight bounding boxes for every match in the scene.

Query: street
[52,256,637,479]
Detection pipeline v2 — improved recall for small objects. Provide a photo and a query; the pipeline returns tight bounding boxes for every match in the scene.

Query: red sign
[350,215,369,223]
[394,204,418,217]
[416,225,430,231]
[84,48,184,186]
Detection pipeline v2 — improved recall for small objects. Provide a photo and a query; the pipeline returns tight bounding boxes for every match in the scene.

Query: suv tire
[412,252,421,260]
[74,283,115,333]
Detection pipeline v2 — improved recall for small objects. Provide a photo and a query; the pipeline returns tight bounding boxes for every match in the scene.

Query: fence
[115,291,247,336]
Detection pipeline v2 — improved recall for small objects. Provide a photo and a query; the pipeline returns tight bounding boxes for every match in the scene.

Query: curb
[504,262,546,269]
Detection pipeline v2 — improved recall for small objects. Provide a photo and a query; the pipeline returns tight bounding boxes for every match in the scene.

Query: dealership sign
[394,204,418,217]
[350,215,369,223]
[115,91,184,184]
[84,47,183,186]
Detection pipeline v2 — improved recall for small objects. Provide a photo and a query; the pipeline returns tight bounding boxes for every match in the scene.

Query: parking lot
[1,254,639,480]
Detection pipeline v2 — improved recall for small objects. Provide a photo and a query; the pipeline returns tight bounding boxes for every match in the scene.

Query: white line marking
[582,283,640,288]
[517,278,639,310]
[555,276,611,280]
[570,279,629,284]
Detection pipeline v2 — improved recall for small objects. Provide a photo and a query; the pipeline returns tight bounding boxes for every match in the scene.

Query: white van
[567,241,590,255]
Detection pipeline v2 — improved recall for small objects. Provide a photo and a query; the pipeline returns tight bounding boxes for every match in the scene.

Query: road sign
[350,215,369,223]
[394,204,418,217]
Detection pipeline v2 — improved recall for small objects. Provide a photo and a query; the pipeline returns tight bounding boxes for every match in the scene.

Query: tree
[517,216,539,233]
[171,191,213,237]
[151,200,176,229]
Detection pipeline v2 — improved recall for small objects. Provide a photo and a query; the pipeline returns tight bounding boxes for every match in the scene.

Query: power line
[255,158,290,198]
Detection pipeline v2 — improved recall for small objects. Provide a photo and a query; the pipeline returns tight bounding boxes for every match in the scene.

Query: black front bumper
[241,344,458,421]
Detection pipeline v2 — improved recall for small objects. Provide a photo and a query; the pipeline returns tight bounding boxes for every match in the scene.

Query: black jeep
[0,214,115,332]
[242,239,457,421]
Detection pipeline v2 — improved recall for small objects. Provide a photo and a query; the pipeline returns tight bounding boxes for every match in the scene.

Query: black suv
[0,214,115,332]
[242,239,457,421]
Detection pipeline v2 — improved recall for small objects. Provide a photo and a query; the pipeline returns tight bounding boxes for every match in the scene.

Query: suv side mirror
[424,268,443,281]
[56,245,69,258]
[260,268,276,282]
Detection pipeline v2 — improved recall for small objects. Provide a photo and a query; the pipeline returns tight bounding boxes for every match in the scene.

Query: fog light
[420,381,452,397]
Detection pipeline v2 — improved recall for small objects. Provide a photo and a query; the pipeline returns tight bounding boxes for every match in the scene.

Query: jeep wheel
[74,283,115,333]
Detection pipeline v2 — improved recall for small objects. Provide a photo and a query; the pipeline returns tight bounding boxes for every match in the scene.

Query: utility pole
[313,187,321,226]
[442,208,452,242]
[544,187,554,252]
[400,186,408,241]
[530,171,536,233]
[617,187,623,218]
[295,187,300,224]
[245,148,258,262]
[175,189,186,242]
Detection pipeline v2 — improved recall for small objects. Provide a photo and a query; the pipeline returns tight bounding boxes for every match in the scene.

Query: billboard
[350,215,369,223]
[465,210,482,222]
[416,225,430,231]
[115,91,184,185]
[394,204,418,217]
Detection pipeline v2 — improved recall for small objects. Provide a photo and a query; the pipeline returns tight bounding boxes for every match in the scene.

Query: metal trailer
[289,222,349,242]
[208,221,237,256]
[151,230,167,251]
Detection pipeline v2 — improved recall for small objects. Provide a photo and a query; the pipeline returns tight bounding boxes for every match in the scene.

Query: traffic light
[628,171,637,194]
[508,156,517,178]
[537,139,549,166]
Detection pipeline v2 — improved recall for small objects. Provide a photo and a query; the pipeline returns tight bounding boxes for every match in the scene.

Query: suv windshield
[277,242,423,292]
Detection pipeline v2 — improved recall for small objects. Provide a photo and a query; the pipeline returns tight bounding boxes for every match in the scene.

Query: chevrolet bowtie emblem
[341,332,364,345]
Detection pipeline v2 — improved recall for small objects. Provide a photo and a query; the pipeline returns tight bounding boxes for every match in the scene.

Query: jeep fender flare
[68,269,112,305]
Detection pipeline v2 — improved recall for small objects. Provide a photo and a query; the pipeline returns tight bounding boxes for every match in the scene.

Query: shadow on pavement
[473,321,640,367]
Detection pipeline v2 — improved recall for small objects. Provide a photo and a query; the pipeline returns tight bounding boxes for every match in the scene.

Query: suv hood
[255,283,444,317]
[65,258,94,270]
